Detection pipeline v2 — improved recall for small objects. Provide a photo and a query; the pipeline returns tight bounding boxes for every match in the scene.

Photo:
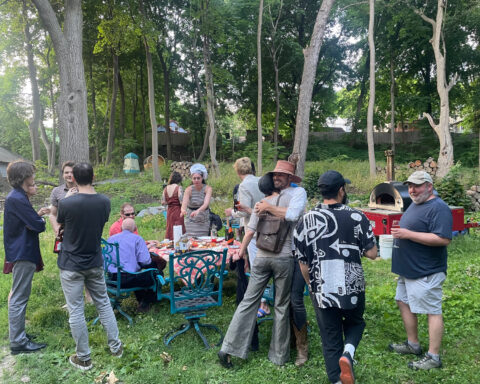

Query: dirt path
[0,347,15,381]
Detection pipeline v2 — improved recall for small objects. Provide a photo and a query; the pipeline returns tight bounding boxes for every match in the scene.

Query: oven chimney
[385,149,394,181]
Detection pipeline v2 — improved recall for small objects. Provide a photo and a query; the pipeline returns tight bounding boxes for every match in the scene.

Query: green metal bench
[163,248,228,349]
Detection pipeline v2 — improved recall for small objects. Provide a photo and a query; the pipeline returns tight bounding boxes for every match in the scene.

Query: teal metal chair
[95,239,165,326]
[164,248,228,349]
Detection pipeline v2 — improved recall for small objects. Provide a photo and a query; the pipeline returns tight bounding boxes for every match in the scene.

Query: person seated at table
[161,171,185,240]
[107,218,164,313]
[181,163,212,237]
[108,203,139,237]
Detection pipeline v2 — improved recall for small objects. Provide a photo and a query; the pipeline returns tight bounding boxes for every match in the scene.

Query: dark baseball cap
[317,170,351,191]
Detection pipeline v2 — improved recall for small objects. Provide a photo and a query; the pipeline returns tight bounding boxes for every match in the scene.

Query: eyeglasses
[123,212,135,217]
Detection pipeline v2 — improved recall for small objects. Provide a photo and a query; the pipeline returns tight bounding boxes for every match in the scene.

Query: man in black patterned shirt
[294,170,377,384]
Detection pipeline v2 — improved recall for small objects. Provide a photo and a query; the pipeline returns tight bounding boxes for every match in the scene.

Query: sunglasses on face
[123,212,135,217]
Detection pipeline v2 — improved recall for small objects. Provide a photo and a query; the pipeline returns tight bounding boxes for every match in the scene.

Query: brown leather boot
[293,324,308,367]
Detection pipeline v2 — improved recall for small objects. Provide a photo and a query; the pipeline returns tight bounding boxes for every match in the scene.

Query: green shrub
[436,164,472,209]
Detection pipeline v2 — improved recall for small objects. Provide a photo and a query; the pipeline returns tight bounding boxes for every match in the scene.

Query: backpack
[256,194,291,253]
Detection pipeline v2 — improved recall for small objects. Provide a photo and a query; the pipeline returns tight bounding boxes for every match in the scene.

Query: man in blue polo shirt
[389,171,452,370]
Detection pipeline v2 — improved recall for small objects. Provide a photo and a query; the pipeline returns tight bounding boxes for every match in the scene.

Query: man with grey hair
[389,171,452,370]
[107,218,162,313]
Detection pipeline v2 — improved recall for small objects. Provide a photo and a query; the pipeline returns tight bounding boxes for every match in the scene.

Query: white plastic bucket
[379,234,394,260]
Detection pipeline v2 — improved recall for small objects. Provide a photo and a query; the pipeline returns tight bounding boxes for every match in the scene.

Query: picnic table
[149,237,241,276]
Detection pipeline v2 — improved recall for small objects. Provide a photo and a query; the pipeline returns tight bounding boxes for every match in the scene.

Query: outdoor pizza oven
[368,181,412,212]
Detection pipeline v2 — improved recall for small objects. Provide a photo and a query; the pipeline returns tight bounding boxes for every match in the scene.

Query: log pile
[407,157,437,176]
[466,186,480,211]
[170,161,193,179]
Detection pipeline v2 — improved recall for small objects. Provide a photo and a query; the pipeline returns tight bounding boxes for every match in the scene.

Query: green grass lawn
[1,163,480,383]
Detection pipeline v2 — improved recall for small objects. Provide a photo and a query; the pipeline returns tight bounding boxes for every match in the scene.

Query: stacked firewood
[407,157,437,176]
[170,161,193,179]
[466,186,480,211]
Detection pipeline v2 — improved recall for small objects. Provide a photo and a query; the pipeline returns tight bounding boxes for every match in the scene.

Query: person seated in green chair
[107,218,165,313]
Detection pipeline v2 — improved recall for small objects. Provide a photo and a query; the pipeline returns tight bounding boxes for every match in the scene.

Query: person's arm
[13,196,46,233]
[285,187,307,222]
[178,185,183,202]
[255,200,287,218]
[161,188,167,206]
[235,229,254,262]
[137,238,153,267]
[364,245,378,260]
[49,205,61,234]
[299,262,311,287]
[391,228,451,247]
[180,186,191,217]
[191,185,212,217]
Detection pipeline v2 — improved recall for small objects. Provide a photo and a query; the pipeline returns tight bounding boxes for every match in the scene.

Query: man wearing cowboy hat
[218,160,307,368]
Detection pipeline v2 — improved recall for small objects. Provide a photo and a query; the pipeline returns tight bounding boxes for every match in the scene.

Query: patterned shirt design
[294,203,375,309]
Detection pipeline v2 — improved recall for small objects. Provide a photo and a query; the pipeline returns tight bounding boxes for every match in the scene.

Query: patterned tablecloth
[149,238,241,276]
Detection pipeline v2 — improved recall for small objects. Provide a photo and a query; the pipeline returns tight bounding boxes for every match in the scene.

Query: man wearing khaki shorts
[389,171,452,370]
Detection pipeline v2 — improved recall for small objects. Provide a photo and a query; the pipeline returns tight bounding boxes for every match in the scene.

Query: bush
[436,164,472,209]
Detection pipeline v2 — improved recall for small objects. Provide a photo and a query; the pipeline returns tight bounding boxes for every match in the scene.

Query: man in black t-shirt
[57,163,122,371]
[294,170,377,384]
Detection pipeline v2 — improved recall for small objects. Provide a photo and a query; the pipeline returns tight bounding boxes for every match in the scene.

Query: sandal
[257,308,270,318]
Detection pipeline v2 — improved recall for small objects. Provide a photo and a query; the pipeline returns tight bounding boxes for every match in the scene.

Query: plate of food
[197,236,212,241]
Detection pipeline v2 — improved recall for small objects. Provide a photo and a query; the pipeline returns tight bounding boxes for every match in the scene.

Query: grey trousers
[9,261,36,347]
[221,256,294,365]
[60,267,121,361]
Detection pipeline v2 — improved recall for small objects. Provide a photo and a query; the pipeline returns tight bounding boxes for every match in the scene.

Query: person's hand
[56,226,64,237]
[225,207,233,216]
[180,209,187,217]
[190,209,200,218]
[37,207,50,216]
[391,228,410,239]
[255,200,269,214]
[65,187,78,198]
[233,248,245,262]
[244,256,250,274]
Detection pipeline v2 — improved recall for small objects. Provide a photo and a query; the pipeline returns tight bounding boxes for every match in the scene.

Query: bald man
[107,218,160,313]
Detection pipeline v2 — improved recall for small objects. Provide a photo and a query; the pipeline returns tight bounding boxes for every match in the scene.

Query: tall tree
[31,0,89,165]
[22,0,41,162]
[293,0,335,178]
[257,0,264,174]
[366,0,376,177]
[200,0,220,176]
[139,0,161,181]
[415,1,456,178]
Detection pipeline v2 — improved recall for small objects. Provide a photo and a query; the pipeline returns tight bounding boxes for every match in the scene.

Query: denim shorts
[395,272,446,315]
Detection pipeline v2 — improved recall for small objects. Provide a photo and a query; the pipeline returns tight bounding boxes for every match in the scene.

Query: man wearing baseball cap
[294,170,377,384]
[389,171,452,370]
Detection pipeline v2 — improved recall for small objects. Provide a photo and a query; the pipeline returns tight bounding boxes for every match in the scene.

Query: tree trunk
[106,52,119,165]
[139,1,160,181]
[32,0,89,165]
[366,0,376,177]
[118,69,126,144]
[390,52,395,154]
[88,57,100,165]
[158,51,173,160]
[292,0,335,178]
[45,39,56,174]
[273,62,280,163]
[257,0,264,175]
[416,0,455,178]
[23,0,41,162]
[202,33,220,177]
[140,56,147,159]
[191,38,209,161]
[132,68,138,141]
